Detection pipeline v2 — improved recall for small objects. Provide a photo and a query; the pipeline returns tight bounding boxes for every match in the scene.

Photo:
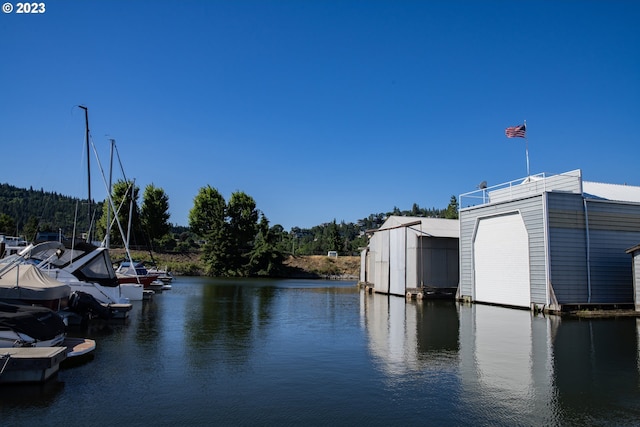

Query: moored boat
[0,258,71,312]
[17,241,137,316]
[0,301,66,348]
[0,302,96,382]
[116,261,162,290]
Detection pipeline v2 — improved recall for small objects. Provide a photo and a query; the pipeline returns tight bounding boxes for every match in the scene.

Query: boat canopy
[28,241,120,288]
[0,302,66,342]
[0,264,71,301]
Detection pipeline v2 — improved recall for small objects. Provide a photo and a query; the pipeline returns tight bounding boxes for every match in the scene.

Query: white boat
[0,258,71,312]
[146,265,174,284]
[0,235,28,257]
[21,241,139,316]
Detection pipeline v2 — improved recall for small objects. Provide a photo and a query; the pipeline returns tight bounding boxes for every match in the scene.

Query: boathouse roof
[375,216,459,238]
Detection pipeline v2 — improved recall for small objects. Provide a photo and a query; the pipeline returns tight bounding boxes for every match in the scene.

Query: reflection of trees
[136,299,160,350]
[185,280,275,367]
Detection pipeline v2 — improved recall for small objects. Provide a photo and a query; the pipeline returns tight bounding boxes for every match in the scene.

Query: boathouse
[458,169,640,311]
[359,216,459,297]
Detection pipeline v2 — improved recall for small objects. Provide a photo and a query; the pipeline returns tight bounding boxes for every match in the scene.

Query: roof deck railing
[459,170,583,210]
[459,172,550,209]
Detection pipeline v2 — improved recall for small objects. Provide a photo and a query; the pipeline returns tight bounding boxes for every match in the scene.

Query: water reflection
[361,292,459,374]
[459,304,557,424]
[361,294,640,425]
[0,381,65,406]
[184,279,276,368]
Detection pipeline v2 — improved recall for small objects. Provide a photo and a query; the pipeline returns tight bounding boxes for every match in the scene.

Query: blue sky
[1,0,639,230]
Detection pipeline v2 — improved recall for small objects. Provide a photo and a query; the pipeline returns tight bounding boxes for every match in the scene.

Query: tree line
[0,181,459,277]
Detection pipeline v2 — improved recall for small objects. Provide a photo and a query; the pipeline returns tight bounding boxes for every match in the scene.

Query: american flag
[505,124,526,138]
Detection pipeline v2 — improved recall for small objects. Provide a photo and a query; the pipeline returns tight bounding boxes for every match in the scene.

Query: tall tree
[248,214,285,276]
[189,186,229,276]
[141,184,171,245]
[326,219,342,254]
[97,180,141,246]
[444,195,459,219]
[226,191,259,274]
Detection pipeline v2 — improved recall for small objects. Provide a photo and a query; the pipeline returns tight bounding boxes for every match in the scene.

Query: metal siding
[460,195,546,305]
[588,229,634,302]
[633,252,640,309]
[406,230,418,289]
[488,171,582,204]
[389,228,406,296]
[374,230,390,293]
[546,193,639,304]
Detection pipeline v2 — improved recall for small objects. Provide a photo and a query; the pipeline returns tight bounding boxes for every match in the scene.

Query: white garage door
[474,212,530,308]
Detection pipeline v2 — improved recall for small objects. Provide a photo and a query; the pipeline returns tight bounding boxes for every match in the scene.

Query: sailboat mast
[79,105,91,243]
[106,139,115,249]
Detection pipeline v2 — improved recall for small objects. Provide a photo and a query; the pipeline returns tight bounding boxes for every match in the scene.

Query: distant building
[459,169,640,311]
[360,216,459,296]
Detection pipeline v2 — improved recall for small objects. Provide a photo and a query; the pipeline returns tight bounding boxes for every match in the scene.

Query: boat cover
[0,264,71,301]
[29,241,120,287]
[0,302,66,342]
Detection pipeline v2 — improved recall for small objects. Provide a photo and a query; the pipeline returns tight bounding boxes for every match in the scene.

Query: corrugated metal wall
[373,230,390,294]
[389,227,406,295]
[461,189,640,308]
[547,192,640,304]
[631,251,640,310]
[364,225,459,295]
[459,194,547,304]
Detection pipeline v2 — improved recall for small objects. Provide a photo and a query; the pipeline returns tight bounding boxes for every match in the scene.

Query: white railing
[459,170,582,209]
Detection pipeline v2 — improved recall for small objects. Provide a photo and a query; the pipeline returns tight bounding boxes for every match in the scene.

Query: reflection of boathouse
[359,216,459,297]
[361,292,640,424]
[459,170,640,311]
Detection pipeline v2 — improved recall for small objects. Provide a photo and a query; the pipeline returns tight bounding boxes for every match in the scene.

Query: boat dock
[0,347,67,384]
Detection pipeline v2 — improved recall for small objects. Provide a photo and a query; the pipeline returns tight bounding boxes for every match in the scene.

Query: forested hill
[0,182,457,256]
[0,183,99,239]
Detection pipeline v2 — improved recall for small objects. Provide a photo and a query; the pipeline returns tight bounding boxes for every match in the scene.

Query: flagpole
[524,119,529,176]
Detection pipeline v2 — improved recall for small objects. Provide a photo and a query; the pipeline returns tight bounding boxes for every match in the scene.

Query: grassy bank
[109,249,360,279]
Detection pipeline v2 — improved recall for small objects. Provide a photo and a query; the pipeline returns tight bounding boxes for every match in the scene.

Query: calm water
[2,277,640,426]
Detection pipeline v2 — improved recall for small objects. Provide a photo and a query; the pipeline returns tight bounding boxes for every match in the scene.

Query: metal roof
[377,216,459,238]
[583,181,640,203]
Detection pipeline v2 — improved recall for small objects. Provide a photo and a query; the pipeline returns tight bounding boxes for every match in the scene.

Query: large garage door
[474,212,530,308]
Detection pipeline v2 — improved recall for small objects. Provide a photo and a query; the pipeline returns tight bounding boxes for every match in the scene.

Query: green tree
[248,214,285,276]
[140,184,171,247]
[444,195,459,219]
[97,180,141,246]
[0,213,16,235]
[226,191,259,275]
[189,186,229,276]
[326,219,342,254]
[23,216,39,242]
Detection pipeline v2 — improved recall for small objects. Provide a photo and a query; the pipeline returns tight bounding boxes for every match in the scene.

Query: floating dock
[0,347,67,384]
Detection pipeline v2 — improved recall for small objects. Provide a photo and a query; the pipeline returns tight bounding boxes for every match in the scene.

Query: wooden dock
[0,347,67,384]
